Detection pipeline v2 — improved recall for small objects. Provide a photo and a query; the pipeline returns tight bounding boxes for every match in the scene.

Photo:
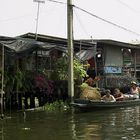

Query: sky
[0,0,140,43]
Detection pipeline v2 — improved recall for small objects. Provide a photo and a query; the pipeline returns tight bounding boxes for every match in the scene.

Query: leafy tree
[51,56,88,82]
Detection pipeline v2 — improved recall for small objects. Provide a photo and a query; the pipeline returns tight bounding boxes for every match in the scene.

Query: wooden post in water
[134,51,136,78]
[1,44,4,118]
[67,0,74,102]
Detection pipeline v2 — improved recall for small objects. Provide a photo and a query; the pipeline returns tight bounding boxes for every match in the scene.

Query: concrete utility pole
[33,0,45,40]
[67,0,74,102]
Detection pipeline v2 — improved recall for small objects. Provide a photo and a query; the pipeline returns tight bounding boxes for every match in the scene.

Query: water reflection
[0,121,4,140]
[0,106,140,140]
[71,106,140,140]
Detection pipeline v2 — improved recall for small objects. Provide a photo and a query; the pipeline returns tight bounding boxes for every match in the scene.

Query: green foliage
[4,68,35,98]
[73,58,88,80]
[51,56,68,80]
[51,56,87,81]
[14,68,24,91]
[22,71,34,91]
[44,100,70,112]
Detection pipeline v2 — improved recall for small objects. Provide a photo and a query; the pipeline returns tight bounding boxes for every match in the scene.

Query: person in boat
[130,81,140,99]
[101,89,116,102]
[113,88,124,101]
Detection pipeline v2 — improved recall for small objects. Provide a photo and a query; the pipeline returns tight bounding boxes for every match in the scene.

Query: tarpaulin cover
[0,36,67,57]
[0,36,95,59]
[76,48,96,61]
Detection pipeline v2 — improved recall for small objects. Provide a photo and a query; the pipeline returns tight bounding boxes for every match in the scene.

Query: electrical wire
[73,5,140,37]
[0,0,140,37]
[0,0,65,23]
[73,9,91,38]
[0,14,33,23]
[46,0,140,37]
[115,0,140,15]
[46,0,66,5]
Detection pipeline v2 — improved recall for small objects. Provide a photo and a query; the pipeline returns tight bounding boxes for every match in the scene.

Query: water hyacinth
[44,100,70,112]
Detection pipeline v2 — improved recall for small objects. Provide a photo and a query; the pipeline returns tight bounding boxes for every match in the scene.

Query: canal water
[0,106,140,140]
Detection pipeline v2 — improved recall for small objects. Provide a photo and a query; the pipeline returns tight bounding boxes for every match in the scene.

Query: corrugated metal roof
[80,39,140,49]
[19,32,96,49]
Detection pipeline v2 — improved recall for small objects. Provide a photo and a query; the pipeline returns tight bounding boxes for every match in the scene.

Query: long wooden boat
[71,99,140,110]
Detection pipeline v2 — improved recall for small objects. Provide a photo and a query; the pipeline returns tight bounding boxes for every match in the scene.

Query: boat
[71,98,140,110]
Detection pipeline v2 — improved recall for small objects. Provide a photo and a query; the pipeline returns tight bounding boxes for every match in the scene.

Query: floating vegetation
[44,100,70,112]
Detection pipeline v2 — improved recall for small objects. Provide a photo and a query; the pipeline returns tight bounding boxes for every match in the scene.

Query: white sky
[0,0,140,42]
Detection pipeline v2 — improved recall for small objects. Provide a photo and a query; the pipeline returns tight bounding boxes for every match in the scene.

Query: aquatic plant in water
[44,100,70,112]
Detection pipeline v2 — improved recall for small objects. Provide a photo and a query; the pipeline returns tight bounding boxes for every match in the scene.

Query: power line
[115,0,140,15]
[1,0,140,37]
[46,0,140,37]
[73,9,91,38]
[46,0,66,5]
[0,14,33,23]
[0,0,65,23]
[73,5,140,37]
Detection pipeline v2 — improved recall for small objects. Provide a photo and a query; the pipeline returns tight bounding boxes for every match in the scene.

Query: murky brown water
[0,106,140,140]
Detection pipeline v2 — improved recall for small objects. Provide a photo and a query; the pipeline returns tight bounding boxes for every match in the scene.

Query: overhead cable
[73,5,140,37]
[46,0,140,37]
[115,0,140,15]
[73,9,91,37]
[46,0,66,5]
[0,14,33,22]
